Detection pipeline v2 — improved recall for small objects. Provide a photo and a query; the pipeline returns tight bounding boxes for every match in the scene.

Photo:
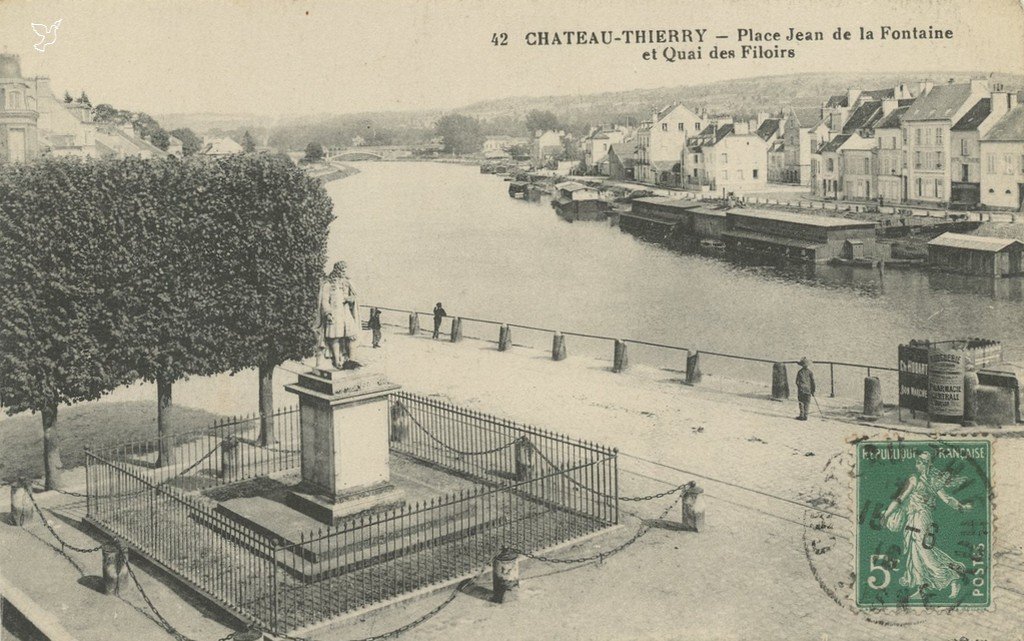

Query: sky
[0,0,1022,117]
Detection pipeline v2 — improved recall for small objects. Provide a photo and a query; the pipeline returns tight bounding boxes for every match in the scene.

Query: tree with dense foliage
[170,128,203,156]
[524,110,560,136]
[92,103,133,125]
[434,114,483,155]
[76,91,91,107]
[242,130,257,153]
[0,155,335,477]
[0,160,142,487]
[304,142,325,162]
[62,90,73,104]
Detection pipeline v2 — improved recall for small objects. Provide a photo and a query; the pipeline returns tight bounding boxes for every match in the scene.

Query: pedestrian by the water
[795,357,815,421]
[432,302,447,339]
[369,307,382,348]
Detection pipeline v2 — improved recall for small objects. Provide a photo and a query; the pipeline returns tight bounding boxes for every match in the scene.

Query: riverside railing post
[829,363,835,397]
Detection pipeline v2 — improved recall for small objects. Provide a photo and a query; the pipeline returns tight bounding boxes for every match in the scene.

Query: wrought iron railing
[85,395,618,634]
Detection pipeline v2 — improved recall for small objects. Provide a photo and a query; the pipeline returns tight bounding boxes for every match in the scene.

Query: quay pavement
[2,324,1022,641]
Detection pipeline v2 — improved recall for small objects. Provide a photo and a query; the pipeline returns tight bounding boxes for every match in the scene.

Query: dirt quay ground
[2,324,1022,640]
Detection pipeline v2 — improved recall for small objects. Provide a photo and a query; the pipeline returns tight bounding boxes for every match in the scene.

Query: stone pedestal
[285,368,404,524]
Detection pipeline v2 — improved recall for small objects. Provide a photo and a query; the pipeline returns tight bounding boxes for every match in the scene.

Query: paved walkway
[2,326,1022,641]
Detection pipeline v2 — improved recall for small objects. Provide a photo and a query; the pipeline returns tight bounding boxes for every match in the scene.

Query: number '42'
[491,33,508,46]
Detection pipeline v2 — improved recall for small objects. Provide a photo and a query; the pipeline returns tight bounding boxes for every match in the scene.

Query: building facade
[636,103,703,184]
[980,103,1024,210]
[0,53,40,164]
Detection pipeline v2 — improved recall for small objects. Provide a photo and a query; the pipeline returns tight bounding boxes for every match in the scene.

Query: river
[327,162,1022,393]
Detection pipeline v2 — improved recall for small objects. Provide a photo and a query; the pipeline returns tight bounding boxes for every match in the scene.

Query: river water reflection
[327,162,1022,387]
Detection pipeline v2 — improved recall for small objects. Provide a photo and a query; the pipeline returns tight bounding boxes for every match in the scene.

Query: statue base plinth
[286,481,405,525]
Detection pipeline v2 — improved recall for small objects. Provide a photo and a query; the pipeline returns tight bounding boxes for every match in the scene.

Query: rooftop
[903,83,975,121]
[982,104,1024,142]
[820,134,851,153]
[633,197,701,211]
[841,101,883,134]
[875,106,911,129]
[787,107,823,128]
[951,99,993,131]
[928,232,1024,252]
[756,118,781,141]
[727,208,877,229]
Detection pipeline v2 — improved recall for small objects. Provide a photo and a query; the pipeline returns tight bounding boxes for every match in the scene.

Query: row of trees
[0,154,335,489]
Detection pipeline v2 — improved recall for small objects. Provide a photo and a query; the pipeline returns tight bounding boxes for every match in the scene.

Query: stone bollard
[514,437,535,482]
[492,548,520,604]
[862,376,883,419]
[450,317,463,342]
[552,332,567,361]
[771,362,790,401]
[685,350,702,386]
[612,339,628,373]
[389,404,408,443]
[221,436,241,481]
[101,541,129,596]
[408,313,419,336]
[680,482,706,532]
[9,478,32,526]
[498,324,512,351]
[962,370,979,427]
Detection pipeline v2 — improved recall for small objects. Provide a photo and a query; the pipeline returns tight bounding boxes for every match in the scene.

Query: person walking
[795,357,816,421]
[369,307,382,348]
[432,302,447,339]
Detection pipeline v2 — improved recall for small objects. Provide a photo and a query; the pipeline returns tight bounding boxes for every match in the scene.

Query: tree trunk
[259,363,275,446]
[157,376,176,467]
[41,402,63,490]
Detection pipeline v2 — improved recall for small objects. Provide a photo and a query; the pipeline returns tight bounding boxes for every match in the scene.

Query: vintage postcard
[0,1,1022,641]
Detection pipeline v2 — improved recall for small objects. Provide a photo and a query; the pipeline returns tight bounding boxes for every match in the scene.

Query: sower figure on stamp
[795,357,815,420]
[319,260,362,369]
[881,451,973,599]
[432,302,447,340]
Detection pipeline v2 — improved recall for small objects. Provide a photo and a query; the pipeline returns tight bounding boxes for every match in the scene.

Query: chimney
[882,97,898,116]
[847,89,862,106]
[919,81,934,95]
[989,92,1012,122]
[896,82,909,99]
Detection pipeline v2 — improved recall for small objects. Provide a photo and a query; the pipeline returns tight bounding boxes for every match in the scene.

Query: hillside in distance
[455,71,1024,125]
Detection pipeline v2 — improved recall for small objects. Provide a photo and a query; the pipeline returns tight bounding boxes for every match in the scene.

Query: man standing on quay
[432,302,447,339]
[795,357,816,421]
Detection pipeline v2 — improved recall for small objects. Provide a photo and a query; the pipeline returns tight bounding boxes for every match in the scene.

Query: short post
[829,363,835,398]
[962,369,979,427]
[612,339,628,373]
[9,478,32,526]
[498,324,512,351]
[771,362,790,401]
[552,331,567,361]
[685,350,702,385]
[389,403,408,443]
[492,548,520,604]
[101,541,129,596]
[680,482,706,532]
[862,376,883,420]
[450,317,463,342]
[221,436,241,481]
[408,313,419,336]
[514,437,534,482]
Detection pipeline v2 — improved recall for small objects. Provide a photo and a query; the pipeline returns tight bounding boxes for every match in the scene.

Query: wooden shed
[927,232,1024,277]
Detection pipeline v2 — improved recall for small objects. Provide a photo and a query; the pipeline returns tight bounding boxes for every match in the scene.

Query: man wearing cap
[795,357,815,421]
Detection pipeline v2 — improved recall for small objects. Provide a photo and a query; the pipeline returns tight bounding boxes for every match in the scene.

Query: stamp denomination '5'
[856,440,991,609]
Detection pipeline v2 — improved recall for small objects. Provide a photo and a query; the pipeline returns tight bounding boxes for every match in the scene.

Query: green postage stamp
[855,439,991,609]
